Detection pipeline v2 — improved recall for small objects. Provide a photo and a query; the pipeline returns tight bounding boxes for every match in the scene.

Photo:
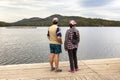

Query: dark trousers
[68,48,78,70]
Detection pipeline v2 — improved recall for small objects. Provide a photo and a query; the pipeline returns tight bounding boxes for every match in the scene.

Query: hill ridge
[0,14,120,26]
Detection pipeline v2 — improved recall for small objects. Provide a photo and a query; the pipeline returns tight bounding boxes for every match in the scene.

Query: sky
[0,0,120,22]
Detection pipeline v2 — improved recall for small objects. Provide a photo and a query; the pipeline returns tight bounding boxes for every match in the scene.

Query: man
[64,20,80,73]
[47,17,62,72]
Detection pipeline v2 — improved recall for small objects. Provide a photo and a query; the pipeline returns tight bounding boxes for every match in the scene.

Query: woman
[64,20,80,73]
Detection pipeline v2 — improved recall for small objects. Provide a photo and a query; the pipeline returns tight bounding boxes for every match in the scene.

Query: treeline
[0,21,11,27]
[1,14,120,27]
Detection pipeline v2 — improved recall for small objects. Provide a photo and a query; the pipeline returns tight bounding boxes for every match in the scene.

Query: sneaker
[55,68,62,72]
[68,70,74,73]
[51,67,55,71]
[75,68,79,71]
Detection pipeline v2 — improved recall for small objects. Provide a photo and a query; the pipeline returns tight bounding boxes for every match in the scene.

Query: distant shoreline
[0,26,120,28]
[1,14,120,27]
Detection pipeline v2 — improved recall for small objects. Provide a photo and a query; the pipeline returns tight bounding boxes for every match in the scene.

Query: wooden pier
[0,58,120,80]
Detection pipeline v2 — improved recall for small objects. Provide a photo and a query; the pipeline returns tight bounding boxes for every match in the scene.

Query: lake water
[0,27,120,65]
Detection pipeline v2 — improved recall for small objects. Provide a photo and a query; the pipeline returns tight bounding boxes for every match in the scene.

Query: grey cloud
[80,0,113,7]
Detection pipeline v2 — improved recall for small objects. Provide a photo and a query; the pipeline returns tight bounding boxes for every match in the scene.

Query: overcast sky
[0,0,120,22]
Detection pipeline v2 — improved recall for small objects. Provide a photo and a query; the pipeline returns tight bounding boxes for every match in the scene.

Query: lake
[0,27,120,65]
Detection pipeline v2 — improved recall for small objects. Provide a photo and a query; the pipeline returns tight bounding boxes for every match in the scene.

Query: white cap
[52,17,59,22]
[69,20,77,25]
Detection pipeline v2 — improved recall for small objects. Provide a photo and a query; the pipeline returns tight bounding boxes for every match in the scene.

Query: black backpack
[72,31,79,45]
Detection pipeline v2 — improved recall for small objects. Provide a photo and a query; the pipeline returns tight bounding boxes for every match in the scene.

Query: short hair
[52,17,58,24]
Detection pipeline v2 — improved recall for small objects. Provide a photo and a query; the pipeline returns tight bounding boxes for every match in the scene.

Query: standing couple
[47,17,80,73]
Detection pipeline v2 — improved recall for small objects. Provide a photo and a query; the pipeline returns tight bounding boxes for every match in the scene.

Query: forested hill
[0,21,10,27]
[1,14,120,26]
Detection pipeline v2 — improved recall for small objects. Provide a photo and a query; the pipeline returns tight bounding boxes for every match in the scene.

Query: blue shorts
[49,44,62,54]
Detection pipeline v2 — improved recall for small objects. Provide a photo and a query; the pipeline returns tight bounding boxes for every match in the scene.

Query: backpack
[72,31,79,45]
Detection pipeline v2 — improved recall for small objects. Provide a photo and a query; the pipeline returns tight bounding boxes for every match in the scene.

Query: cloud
[76,0,120,21]
[79,0,113,7]
[0,0,120,22]
[0,0,46,10]
[0,0,70,22]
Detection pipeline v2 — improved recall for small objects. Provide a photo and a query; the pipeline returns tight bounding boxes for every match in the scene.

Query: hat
[52,17,59,22]
[69,20,77,25]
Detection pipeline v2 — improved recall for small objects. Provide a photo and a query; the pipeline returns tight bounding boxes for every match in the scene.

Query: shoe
[68,70,74,73]
[75,68,79,71]
[55,68,62,72]
[51,67,55,71]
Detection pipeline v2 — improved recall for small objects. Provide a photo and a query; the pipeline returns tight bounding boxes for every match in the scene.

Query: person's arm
[47,30,50,40]
[56,27,62,44]
[57,36,62,44]
[64,30,68,51]
[77,30,80,43]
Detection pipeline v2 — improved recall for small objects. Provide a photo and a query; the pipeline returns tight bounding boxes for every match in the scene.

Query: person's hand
[57,37,62,44]
[64,48,68,51]
[60,40,63,44]
[65,49,67,51]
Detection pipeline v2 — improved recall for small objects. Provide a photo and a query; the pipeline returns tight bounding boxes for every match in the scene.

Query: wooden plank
[0,58,120,80]
[79,75,86,80]
[64,77,71,80]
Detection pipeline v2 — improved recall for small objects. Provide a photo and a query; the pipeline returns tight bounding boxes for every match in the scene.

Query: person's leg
[54,54,62,72]
[73,48,78,70]
[54,54,59,69]
[49,44,55,71]
[68,49,74,71]
[54,44,62,72]
[50,53,55,70]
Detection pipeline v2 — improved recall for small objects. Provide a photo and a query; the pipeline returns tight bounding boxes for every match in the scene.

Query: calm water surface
[0,27,120,65]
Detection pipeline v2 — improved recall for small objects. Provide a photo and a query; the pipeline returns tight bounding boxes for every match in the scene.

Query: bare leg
[54,54,62,72]
[50,53,55,69]
[54,54,59,69]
